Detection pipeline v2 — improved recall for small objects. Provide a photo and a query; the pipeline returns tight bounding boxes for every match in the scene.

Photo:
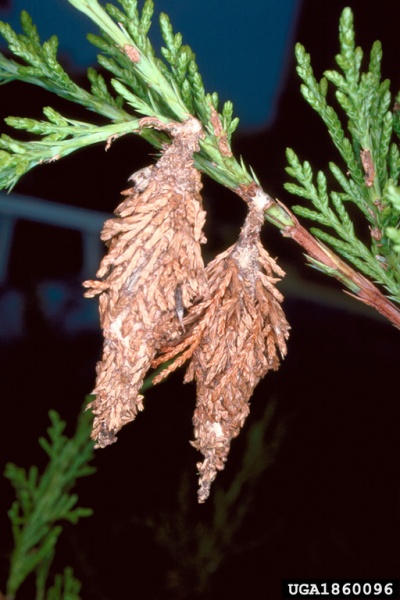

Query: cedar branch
[237,185,400,329]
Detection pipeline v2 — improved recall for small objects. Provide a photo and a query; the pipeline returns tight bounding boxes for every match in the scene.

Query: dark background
[0,1,399,598]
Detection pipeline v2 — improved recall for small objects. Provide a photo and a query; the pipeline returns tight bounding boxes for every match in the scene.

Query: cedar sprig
[0,115,145,191]
[78,0,245,184]
[285,149,400,300]
[158,11,239,139]
[4,409,95,598]
[0,11,128,121]
[285,7,400,302]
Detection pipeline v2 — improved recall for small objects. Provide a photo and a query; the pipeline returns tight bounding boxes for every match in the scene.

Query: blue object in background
[0,0,300,129]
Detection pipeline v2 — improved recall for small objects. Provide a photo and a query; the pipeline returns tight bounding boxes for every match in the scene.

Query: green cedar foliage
[4,409,95,599]
[0,0,250,191]
[285,8,400,302]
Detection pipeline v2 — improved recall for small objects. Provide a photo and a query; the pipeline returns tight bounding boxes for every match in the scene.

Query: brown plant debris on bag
[153,198,290,502]
[83,117,207,448]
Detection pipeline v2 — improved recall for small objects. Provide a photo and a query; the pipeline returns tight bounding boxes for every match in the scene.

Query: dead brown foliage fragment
[83,117,207,448]
[360,149,375,187]
[209,104,232,158]
[154,201,290,502]
[124,44,140,63]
